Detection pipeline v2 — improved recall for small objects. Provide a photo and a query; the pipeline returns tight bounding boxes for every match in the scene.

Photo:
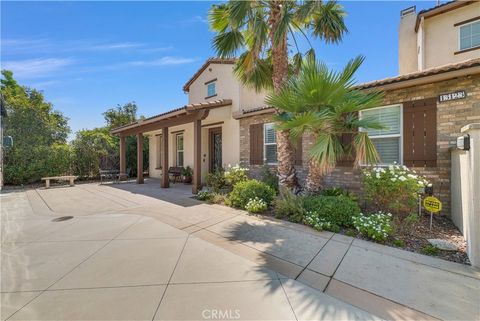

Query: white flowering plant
[224,164,249,187]
[362,164,430,215]
[303,211,340,233]
[352,212,393,242]
[245,197,267,213]
[196,190,213,201]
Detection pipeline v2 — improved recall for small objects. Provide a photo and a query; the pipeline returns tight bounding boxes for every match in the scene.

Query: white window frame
[156,135,163,169]
[176,133,184,167]
[359,104,403,166]
[263,123,277,165]
[206,82,216,97]
[458,20,480,51]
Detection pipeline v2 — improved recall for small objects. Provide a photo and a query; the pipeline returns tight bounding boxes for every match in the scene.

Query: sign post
[423,196,442,230]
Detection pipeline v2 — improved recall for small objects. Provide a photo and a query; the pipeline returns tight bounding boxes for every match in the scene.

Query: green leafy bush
[320,187,357,201]
[352,212,393,242]
[303,211,340,232]
[245,197,267,213]
[362,165,430,215]
[204,169,227,193]
[196,190,212,201]
[303,195,360,227]
[421,244,440,256]
[224,165,248,187]
[261,165,279,192]
[274,189,306,223]
[229,179,276,209]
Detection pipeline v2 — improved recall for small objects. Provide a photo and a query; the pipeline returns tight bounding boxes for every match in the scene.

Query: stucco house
[112,0,480,216]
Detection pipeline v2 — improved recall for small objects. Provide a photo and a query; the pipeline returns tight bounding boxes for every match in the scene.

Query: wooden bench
[100,169,119,184]
[168,167,183,183]
[41,176,77,189]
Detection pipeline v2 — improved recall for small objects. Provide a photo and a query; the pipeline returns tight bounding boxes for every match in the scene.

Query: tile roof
[182,57,237,92]
[355,58,480,90]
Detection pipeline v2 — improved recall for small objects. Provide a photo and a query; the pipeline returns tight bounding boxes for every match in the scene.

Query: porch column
[119,136,126,177]
[193,119,201,194]
[161,127,169,188]
[136,133,144,184]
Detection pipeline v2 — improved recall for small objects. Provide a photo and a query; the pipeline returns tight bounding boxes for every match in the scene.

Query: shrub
[205,169,227,193]
[274,189,306,223]
[303,211,340,232]
[392,239,405,247]
[245,197,268,213]
[320,187,357,201]
[261,165,279,192]
[303,195,360,227]
[362,165,430,215]
[229,179,276,209]
[421,244,440,256]
[210,193,226,204]
[196,190,212,201]
[352,212,393,242]
[224,165,248,187]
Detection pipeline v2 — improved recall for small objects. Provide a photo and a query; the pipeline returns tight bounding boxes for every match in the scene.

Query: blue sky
[1,1,435,140]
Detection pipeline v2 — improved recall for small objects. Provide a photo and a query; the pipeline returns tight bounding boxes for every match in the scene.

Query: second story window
[264,123,277,164]
[206,82,216,98]
[459,20,480,51]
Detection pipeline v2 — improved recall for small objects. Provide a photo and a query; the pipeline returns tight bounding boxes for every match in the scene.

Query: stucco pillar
[461,123,480,267]
[119,136,126,177]
[161,127,169,188]
[193,119,201,194]
[136,133,144,184]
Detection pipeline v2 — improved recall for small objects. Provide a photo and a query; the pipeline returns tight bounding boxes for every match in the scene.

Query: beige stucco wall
[424,3,480,69]
[399,11,418,74]
[187,62,267,113]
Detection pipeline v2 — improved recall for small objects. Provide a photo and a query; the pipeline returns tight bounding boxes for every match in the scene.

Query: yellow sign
[423,196,442,213]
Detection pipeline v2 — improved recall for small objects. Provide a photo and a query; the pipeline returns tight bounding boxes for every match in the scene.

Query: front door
[209,127,222,172]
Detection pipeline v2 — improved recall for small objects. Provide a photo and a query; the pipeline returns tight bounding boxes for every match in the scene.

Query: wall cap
[461,123,480,133]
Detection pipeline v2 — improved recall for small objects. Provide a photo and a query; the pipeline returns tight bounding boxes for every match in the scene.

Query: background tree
[1,70,71,184]
[266,56,383,193]
[209,0,347,191]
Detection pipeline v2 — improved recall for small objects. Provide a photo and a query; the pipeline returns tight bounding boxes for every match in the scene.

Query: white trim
[176,133,184,167]
[359,104,403,165]
[263,123,278,165]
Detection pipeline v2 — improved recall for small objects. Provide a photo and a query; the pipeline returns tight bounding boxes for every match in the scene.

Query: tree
[209,0,347,191]
[1,70,71,184]
[266,56,383,193]
[103,102,137,129]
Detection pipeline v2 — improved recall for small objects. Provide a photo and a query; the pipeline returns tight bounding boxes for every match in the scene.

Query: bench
[41,176,77,189]
[168,167,183,183]
[100,169,119,184]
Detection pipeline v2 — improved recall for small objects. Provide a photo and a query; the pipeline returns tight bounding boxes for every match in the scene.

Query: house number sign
[438,90,466,102]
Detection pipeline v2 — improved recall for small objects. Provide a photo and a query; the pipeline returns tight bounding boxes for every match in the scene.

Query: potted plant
[182,166,193,184]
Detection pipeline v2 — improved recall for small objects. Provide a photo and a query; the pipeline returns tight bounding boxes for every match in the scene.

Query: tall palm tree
[209,0,347,191]
[266,56,383,193]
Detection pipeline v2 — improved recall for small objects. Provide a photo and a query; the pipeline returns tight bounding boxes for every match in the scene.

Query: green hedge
[228,179,276,209]
[303,195,360,227]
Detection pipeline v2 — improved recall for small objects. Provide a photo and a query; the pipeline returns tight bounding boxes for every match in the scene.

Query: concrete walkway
[1,180,479,320]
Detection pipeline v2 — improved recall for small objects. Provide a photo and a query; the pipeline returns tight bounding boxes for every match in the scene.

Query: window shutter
[403,98,437,167]
[295,137,303,165]
[250,123,264,165]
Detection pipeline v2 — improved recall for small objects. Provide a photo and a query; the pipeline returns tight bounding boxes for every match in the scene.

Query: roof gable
[182,58,236,92]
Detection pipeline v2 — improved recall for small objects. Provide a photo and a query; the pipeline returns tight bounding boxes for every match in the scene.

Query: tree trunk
[305,159,323,195]
[269,1,299,192]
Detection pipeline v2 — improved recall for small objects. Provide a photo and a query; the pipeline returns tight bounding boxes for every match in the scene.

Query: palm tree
[266,56,383,193]
[209,0,347,191]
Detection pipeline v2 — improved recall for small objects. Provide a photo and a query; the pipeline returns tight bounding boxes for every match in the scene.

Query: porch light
[456,134,470,151]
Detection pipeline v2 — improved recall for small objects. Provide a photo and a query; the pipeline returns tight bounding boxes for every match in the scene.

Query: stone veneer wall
[239,74,480,215]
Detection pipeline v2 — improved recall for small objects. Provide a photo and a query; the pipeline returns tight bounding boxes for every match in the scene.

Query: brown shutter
[337,133,355,166]
[294,136,303,165]
[403,98,437,167]
[250,123,264,165]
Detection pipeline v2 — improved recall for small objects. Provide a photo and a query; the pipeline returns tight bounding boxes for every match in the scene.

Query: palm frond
[234,52,272,91]
[353,132,379,167]
[209,4,231,32]
[212,29,245,58]
[310,1,348,43]
[308,133,343,174]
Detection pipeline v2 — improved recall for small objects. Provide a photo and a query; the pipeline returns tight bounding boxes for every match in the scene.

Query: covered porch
[111,99,232,194]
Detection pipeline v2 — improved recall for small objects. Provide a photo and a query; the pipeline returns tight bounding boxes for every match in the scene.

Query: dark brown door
[209,127,222,172]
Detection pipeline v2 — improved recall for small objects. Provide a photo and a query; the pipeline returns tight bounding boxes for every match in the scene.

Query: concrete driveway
[1,180,479,321]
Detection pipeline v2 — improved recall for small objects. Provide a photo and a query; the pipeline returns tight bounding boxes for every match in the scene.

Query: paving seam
[350,243,480,280]
[293,232,335,281]
[4,215,142,321]
[327,279,442,321]
[75,185,133,208]
[83,184,143,206]
[151,234,190,321]
[324,237,354,291]
[278,279,299,321]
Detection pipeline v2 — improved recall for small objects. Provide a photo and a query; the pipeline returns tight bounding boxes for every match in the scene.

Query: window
[176,134,184,167]
[207,82,216,97]
[264,123,277,164]
[360,105,402,165]
[156,135,163,169]
[459,21,480,51]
